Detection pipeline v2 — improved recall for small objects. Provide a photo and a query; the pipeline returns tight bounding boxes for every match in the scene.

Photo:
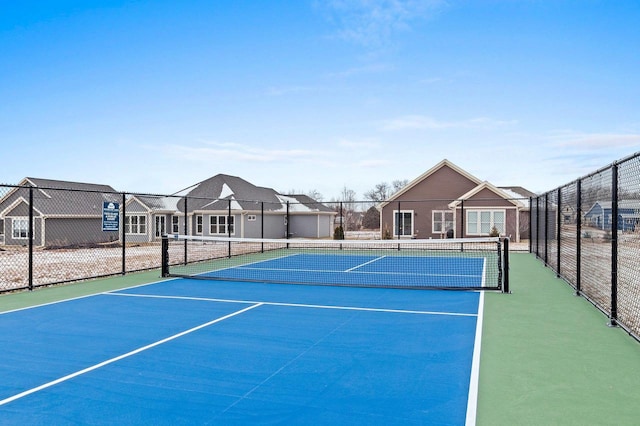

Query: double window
[125,215,147,234]
[210,215,234,235]
[432,211,454,234]
[12,217,29,239]
[466,210,505,235]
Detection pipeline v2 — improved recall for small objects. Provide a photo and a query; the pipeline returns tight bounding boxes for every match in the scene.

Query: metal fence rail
[531,151,640,341]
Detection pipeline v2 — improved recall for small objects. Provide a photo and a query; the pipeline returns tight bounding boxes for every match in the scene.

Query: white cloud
[381,114,517,131]
[317,0,446,47]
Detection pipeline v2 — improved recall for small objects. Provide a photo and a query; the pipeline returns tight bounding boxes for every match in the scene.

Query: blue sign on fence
[102,201,120,231]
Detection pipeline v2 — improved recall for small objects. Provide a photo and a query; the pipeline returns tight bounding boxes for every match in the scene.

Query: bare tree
[364,179,408,203]
[364,182,390,203]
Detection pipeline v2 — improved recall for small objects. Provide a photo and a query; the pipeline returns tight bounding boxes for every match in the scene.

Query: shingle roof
[6,177,120,216]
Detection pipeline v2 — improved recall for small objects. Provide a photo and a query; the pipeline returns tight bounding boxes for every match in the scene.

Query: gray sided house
[124,195,181,243]
[379,160,530,242]
[584,200,640,231]
[0,178,120,247]
[130,174,335,241]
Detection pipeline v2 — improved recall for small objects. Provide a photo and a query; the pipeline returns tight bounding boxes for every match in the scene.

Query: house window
[432,211,454,234]
[196,215,203,234]
[466,210,505,235]
[172,216,180,233]
[210,215,234,235]
[125,215,147,234]
[12,217,29,239]
[247,215,257,221]
[393,210,414,237]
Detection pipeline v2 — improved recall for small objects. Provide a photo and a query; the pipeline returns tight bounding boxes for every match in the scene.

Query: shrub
[333,225,344,240]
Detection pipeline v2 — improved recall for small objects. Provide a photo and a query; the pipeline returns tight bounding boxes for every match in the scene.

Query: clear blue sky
[2,0,639,200]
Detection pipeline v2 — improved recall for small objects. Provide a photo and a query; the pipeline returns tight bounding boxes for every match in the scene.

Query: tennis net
[161,235,509,291]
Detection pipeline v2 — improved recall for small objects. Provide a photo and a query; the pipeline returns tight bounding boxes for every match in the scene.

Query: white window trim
[172,216,180,233]
[11,217,30,239]
[466,209,506,236]
[432,210,454,235]
[209,215,235,235]
[195,215,203,235]
[393,210,414,237]
[125,215,147,235]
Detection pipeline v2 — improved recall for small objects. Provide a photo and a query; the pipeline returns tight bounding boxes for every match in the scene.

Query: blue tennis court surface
[197,253,488,288]
[0,278,484,425]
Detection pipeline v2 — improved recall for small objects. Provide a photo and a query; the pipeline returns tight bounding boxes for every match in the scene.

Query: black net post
[502,237,510,293]
[161,236,169,277]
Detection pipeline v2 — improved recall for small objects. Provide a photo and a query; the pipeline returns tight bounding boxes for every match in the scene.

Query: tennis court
[0,237,500,424]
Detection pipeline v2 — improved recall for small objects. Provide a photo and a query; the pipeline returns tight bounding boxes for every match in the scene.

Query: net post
[121,192,127,275]
[502,237,510,293]
[161,235,169,277]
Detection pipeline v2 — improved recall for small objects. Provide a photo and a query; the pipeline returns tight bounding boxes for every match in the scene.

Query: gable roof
[0,177,119,217]
[585,200,640,216]
[379,159,484,208]
[448,182,525,208]
[175,174,333,214]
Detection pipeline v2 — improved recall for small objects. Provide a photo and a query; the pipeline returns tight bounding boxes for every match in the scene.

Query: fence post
[576,179,582,295]
[536,196,540,259]
[544,194,549,265]
[461,199,465,238]
[529,197,533,254]
[609,164,619,327]
[557,188,562,277]
[121,192,126,275]
[286,201,290,239]
[28,186,34,291]
[183,197,188,265]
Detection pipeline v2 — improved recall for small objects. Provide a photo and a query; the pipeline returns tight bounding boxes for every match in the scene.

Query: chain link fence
[1,180,530,293]
[531,151,640,341]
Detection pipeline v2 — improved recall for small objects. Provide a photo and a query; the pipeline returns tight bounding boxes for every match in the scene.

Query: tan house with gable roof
[379,159,530,242]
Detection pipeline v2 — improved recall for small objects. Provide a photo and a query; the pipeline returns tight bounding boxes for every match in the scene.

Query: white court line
[345,255,386,272]
[105,292,478,317]
[232,266,482,278]
[0,303,263,407]
[465,291,485,426]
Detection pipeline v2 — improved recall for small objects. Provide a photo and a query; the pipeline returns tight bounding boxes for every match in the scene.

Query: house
[127,174,336,241]
[0,178,120,247]
[378,160,530,242]
[584,200,640,231]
